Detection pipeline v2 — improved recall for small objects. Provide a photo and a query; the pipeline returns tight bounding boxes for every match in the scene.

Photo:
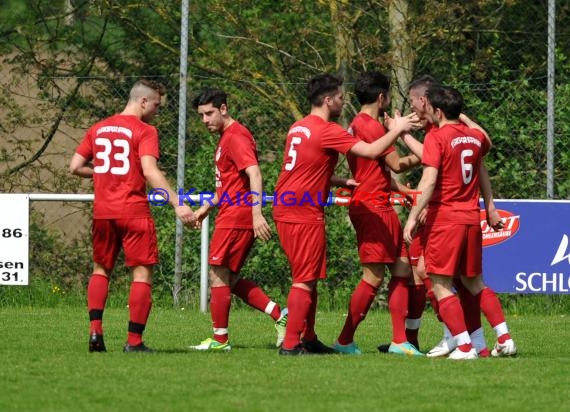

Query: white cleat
[426,337,457,358]
[448,347,478,360]
[491,339,517,357]
[274,308,288,348]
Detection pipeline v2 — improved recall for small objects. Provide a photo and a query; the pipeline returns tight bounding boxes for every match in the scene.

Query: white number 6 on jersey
[460,149,474,184]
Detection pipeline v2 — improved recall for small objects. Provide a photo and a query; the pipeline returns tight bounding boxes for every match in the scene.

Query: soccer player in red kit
[403,85,516,359]
[332,71,422,356]
[274,73,420,355]
[190,88,287,351]
[70,79,196,352]
[399,75,506,357]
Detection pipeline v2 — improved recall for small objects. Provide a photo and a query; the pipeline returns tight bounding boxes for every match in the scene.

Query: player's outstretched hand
[175,205,196,227]
[253,213,271,241]
[345,178,360,188]
[190,206,210,230]
[486,208,504,231]
[403,217,417,244]
[389,112,422,134]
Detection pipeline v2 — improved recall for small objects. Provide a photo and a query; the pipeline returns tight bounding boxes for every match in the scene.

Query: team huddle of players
[71,74,517,359]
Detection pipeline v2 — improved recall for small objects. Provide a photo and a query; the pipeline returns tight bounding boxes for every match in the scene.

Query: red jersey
[422,123,490,225]
[347,113,395,214]
[76,114,159,219]
[273,114,358,224]
[214,121,259,229]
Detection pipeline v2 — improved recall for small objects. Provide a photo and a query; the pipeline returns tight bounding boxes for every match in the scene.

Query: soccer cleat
[388,341,424,357]
[190,338,231,351]
[478,347,491,358]
[491,339,517,357]
[409,340,420,352]
[275,308,288,348]
[448,347,478,360]
[89,332,107,353]
[333,341,362,355]
[377,343,390,353]
[123,342,153,353]
[426,337,457,358]
[302,338,337,354]
[279,344,310,356]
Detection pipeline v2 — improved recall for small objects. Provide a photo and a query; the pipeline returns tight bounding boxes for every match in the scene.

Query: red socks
[423,277,441,320]
[479,287,511,342]
[282,286,312,350]
[127,281,152,346]
[454,280,482,334]
[87,274,109,334]
[388,277,409,343]
[337,280,378,345]
[210,286,232,343]
[232,278,281,321]
[303,288,318,342]
[479,287,506,327]
[438,295,472,351]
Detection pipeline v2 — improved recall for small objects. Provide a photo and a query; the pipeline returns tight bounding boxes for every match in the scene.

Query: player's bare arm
[350,113,421,159]
[244,165,271,241]
[479,163,503,231]
[69,153,94,178]
[192,193,219,229]
[330,175,359,188]
[403,166,438,243]
[384,151,421,173]
[459,113,492,146]
[399,133,424,159]
[140,155,195,225]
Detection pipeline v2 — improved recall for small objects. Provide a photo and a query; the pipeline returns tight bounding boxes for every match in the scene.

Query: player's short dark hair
[307,73,343,106]
[192,88,228,109]
[354,71,391,105]
[426,84,463,120]
[408,74,439,95]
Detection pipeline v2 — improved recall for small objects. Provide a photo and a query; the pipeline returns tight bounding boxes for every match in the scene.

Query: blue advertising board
[481,200,570,293]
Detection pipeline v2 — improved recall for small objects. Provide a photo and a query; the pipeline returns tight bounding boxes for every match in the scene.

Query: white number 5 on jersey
[285,136,302,171]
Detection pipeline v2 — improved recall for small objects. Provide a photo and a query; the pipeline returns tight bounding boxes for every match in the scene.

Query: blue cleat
[333,341,362,355]
[388,341,424,357]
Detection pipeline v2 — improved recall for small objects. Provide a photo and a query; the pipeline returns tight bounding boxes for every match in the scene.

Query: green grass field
[1,306,568,412]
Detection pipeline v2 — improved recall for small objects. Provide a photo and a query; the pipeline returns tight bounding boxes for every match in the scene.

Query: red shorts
[275,221,326,283]
[208,228,255,273]
[424,223,482,277]
[349,209,408,264]
[408,226,426,267]
[92,218,158,270]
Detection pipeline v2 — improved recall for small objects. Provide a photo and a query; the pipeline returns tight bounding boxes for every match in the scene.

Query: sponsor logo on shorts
[480,209,520,247]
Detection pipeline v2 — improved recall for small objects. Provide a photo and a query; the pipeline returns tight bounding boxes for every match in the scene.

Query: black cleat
[279,344,310,356]
[89,333,107,353]
[302,338,337,354]
[123,342,154,353]
[377,343,390,353]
